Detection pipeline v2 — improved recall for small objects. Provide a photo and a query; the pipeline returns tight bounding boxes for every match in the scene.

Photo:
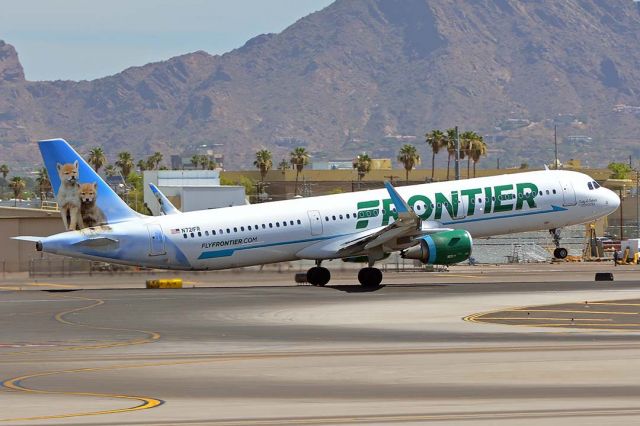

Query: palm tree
[460,131,482,178]
[0,164,8,198]
[137,159,148,172]
[190,155,201,169]
[445,128,457,180]
[289,147,310,196]
[149,152,163,170]
[198,155,209,170]
[35,167,51,200]
[278,158,289,176]
[352,153,372,186]
[425,129,446,181]
[87,147,106,173]
[470,138,488,177]
[105,164,117,177]
[397,144,420,184]
[115,151,134,178]
[254,149,273,184]
[9,176,25,206]
[207,159,217,170]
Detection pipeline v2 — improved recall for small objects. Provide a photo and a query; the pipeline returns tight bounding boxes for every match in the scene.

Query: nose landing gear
[549,228,568,259]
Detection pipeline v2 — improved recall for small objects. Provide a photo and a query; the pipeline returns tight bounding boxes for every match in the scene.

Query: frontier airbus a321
[14,139,619,287]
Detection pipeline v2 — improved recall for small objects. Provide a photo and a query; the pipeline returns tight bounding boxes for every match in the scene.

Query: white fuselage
[44,170,619,270]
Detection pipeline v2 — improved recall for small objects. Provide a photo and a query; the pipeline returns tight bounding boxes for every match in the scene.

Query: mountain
[1,0,640,170]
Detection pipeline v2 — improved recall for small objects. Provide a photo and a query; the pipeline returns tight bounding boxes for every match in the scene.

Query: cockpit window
[588,182,594,190]
[593,181,600,189]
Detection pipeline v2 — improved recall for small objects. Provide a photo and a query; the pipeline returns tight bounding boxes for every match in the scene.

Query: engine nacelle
[401,230,472,265]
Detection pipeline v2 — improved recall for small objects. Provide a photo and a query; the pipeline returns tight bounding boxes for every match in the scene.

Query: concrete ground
[1,263,640,425]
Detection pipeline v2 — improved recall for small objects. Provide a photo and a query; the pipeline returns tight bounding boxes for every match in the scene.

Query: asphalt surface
[2,268,640,425]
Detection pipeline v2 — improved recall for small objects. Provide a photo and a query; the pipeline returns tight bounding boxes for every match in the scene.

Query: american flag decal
[171,228,180,234]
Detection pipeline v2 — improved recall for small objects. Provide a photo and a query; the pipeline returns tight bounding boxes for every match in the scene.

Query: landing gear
[549,228,568,259]
[358,267,383,288]
[307,260,331,286]
[553,247,568,259]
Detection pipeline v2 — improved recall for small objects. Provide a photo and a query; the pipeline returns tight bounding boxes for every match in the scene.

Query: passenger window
[183,234,187,239]
[233,227,237,232]
[346,214,350,219]
[478,198,482,204]
[248,226,252,231]
[297,219,302,225]
[552,189,557,194]
[190,233,194,238]
[240,226,244,231]
[226,228,231,233]
[213,230,217,235]
[205,230,209,236]
[290,220,294,225]
[269,223,273,228]
[283,221,287,226]
[325,216,329,221]
[339,214,343,220]
[276,222,280,227]
[197,232,202,237]
[262,224,266,229]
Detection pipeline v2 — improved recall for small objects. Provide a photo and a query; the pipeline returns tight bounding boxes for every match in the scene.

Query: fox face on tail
[56,160,82,230]
[79,182,106,228]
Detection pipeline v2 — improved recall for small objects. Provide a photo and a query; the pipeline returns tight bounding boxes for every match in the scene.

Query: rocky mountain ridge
[1,0,639,170]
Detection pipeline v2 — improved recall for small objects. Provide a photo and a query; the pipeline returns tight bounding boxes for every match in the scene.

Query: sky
[0,0,334,81]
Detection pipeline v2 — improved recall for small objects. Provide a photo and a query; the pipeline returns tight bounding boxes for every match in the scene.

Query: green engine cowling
[402,230,472,265]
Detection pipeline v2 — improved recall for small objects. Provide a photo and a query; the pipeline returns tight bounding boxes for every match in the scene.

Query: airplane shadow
[325,285,386,293]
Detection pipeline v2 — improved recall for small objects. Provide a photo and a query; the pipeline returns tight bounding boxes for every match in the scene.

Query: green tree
[397,144,420,184]
[35,167,51,199]
[191,155,201,169]
[608,162,632,179]
[459,131,483,178]
[198,155,209,170]
[278,158,289,176]
[105,164,117,177]
[253,149,273,183]
[115,152,134,178]
[445,128,457,180]
[9,176,25,206]
[137,159,148,172]
[87,147,106,173]
[425,129,446,181]
[352,153,372,184]
[207,159,217,170]
[289,147,310,196]
[0,164,8,197]
[148,152,163,170]
[470,138,488,178]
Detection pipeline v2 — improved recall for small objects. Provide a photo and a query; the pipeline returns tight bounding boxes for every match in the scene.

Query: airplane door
[560,181,577,206]
[307,210,323,236]
[453,196,467,219]
[147,223,166,256]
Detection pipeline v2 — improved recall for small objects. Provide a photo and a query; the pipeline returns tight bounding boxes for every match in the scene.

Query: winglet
[149,183,181,215]
[383,181,411,214]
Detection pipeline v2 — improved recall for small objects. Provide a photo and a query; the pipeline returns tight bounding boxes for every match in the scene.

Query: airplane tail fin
[39,138,141,230]
[149,183,181,215]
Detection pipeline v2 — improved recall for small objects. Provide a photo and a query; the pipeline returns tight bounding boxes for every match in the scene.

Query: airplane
[13,138,620,287]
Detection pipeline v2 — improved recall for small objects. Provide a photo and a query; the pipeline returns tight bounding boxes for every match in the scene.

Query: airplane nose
[606,188,620,212]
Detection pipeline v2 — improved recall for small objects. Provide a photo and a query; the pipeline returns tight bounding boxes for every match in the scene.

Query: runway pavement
[1,266,640,425]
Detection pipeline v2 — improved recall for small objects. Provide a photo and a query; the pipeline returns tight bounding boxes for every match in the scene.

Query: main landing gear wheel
[358,267,383,288]
[553,247,568,259]
[307,266,331,286]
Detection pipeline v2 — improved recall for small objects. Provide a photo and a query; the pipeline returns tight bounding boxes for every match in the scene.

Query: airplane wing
[297,182,453,260]
[149,183,181,215]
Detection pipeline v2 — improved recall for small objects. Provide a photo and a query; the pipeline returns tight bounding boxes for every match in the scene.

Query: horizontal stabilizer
[11,236,42,242]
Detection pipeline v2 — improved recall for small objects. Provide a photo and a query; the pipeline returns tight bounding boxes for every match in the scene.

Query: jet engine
[401,230,472,265]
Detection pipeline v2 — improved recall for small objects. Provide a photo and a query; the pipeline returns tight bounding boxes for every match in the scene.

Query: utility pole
[554,124,559,169]
[454,126,460,180]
